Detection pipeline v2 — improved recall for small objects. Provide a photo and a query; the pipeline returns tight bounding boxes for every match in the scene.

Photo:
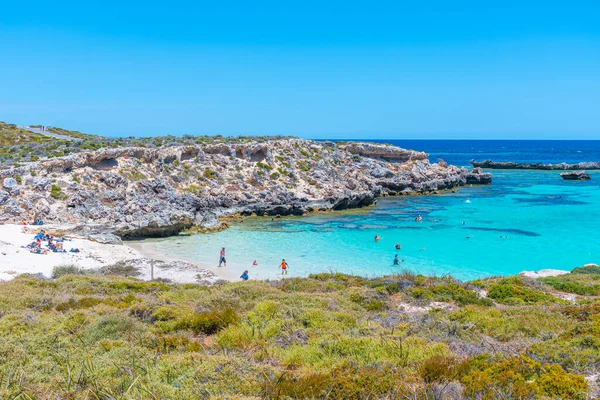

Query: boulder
[2,177,17,190]
[88,233,123,245]
[560,171,591,180]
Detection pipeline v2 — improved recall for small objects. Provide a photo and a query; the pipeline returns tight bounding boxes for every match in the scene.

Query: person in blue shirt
[240,270,249,281]
[393,255,404,265]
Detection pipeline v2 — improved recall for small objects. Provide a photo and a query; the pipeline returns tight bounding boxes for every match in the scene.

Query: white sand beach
[0,224,228,283]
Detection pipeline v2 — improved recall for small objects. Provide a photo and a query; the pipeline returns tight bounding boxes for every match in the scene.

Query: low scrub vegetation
[0,269,596,398]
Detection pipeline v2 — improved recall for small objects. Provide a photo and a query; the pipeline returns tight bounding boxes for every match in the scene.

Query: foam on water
[134,169,600,281]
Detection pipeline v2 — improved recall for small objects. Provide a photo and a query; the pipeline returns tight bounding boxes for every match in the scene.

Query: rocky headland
[1,139,491,238]
[471,159,600,170]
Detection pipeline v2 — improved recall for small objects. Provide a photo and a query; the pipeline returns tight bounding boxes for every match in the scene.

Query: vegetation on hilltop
[0,266,598,399]
[0,121,292,168]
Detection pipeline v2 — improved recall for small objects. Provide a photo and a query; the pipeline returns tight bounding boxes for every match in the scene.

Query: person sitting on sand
[34,230,44,241]
[374,234,381,242]
[395,243,401,250]
[240,270,249,281]
[30,244,48,254]
[252,260,258,268]
[218,247,227,267]
[280,259,289,275]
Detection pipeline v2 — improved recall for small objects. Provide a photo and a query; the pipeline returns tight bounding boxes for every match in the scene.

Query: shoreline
[0,224,226,283]
[0,222,575,283]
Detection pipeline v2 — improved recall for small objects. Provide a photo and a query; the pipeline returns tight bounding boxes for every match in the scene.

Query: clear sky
[1,1,599,139]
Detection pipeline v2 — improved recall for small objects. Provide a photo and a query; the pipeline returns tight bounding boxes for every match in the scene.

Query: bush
[50,184,67,200]
[101,262,140,277]
[461,355,587,399]
[488,278,554,304]
[419,354,469,383]
[539,276,600,296]
[572,265,600,274]
[52,264,91,279]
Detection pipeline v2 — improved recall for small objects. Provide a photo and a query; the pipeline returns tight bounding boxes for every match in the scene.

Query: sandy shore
[0,224,229,283]
[0,224,140,281]
[128,240,253,282]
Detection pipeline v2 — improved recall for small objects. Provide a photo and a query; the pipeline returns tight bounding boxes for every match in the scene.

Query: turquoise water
[137,169,600,281]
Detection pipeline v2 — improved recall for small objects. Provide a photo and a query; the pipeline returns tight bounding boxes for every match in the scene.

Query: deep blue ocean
[365,140,600,167]
[135,140,600,281]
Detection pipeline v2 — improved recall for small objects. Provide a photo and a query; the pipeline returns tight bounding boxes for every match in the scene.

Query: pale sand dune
[0,224,229,283]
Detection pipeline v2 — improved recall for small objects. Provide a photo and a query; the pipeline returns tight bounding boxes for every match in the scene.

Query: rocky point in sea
[471,159,600,170]
[0,139,491,239]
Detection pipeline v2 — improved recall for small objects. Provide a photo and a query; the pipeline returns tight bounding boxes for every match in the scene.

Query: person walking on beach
[240,270,249,281]
[218,247,227,267]
[280,259,289,275]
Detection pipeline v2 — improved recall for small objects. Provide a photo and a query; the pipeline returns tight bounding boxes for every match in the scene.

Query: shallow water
[134,168,600,281]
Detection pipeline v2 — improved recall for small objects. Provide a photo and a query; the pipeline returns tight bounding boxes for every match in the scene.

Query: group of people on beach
[217,247,289,281]
[23,229,79,255]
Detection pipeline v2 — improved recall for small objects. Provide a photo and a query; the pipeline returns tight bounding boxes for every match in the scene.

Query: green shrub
[50,184,67,200]
[101,262,140,277]
[461,355,587,399]
[539,276,600,296]
[52,264,91,279]
[255,161,272,171]
[572,265,600,274]
[488,277,555,304]
[419,354,469,383]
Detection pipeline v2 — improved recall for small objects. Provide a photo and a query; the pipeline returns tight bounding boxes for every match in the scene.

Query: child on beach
[240,270,249,281]
[280,259,289,275]
[252,260,258,267]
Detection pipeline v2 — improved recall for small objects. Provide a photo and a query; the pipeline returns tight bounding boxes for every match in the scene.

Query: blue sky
[1,1,599,139]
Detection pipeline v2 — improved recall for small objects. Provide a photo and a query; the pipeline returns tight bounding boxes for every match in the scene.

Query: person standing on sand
[280,259,289,275]
[218,247,227,267]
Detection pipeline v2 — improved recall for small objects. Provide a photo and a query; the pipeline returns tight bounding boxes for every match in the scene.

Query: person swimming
[280,259,289,275]
[415,215,423,222]
[395,243,401,250]
[240,270,249,281]
[374,234,381,241]
[252,260,258,267]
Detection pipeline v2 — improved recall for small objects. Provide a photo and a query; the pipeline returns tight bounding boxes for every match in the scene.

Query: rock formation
[560,171,591,180]
[471,160,600,170]
[0,139,491,237]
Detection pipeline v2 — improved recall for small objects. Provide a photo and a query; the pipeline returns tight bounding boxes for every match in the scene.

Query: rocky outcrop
[471,160,600,170]
[560,171,591,180]
[339,142,428,162]
[1,139,491,237]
